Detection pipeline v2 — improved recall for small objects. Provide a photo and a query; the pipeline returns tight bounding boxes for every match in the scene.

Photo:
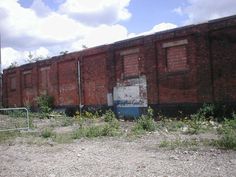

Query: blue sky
[1,0,236,68]
[120,0,188,33]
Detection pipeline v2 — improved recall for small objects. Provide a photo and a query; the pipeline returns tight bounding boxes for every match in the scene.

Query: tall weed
[215,115,236,150]
[132,107,156,134]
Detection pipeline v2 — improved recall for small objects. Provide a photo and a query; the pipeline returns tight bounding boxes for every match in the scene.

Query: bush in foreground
[215,115,236,150]
[73,110,120,139]
[41,128,54,138]
[72,123,120,139]
[132,107,156,134]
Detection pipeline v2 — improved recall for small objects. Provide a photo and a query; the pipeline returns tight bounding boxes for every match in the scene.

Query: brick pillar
[143,36,158,105]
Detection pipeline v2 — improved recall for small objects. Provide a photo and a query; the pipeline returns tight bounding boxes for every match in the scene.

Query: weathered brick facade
[2,15,236,116]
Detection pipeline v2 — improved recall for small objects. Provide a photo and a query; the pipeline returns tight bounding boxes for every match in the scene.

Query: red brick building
[2,15,236,117]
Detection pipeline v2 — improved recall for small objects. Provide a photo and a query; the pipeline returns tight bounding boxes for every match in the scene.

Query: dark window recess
[10,77,16,91]
[24,73,32,88]
[166,45,187,71]
[123,54,139,77]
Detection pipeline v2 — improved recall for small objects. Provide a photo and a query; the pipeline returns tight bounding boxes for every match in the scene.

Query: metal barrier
[0,107,29,132]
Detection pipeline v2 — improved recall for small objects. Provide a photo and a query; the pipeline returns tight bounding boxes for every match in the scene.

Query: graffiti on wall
[113,75,147,117]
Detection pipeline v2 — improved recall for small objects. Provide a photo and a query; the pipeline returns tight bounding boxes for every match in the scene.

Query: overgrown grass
[72,110,121,139]
[41,128,55,138]
[54,115,76,127]
[156,104,219,134]
[7,110,26,118]
[157,118,186,132]
[104,109,116,122]
[159,138,214,150]
[131,107,156,135]
[159,139,199,149]
[0,131,19,143]
[52,133,73,144]
[0,104,235,151]
[83,110,100,120]
[72,123,120,139]
[214,116,236,150]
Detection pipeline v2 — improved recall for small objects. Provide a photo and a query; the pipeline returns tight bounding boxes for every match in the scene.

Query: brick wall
[210,28,236,102]
[83,53,108,105]
[155,35,198,104]
[2,15,236,114]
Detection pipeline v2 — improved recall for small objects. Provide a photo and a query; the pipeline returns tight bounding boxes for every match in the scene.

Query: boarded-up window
[123,54,139,77]
[163,39,188,72]
[166,45,187,71]
[40,67,50,90]
[23,71,32,88]
[10,76,16,91]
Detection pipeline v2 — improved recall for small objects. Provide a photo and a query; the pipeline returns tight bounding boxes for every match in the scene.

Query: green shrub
[137,115,156,131]
[185,104,217,134]
[159,139,200,149]
[104,109,116,122]
[131,123,147,135]
[83,126,103,138]
[72,123,120,139]
[147,106,154,118]
[108,118,120,130]
[101,124,119,136]
[8,110,26,118]
[41,128,54,138]
[83,111,99,119]
[193,103,233,122]
[74,111,85,128]
[215,116,236,150]
[72,126,98,139]
[157,118,186,132]
[185,115,204,134]
[196,103,215,120]
[216,129,236,150]
[132,107,156,134]
[36,94,54,116]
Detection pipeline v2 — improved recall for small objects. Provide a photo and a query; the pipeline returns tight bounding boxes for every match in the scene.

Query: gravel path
[0,133,236,177]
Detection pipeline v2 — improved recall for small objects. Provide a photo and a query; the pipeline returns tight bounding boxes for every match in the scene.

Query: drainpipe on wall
[208,31,215,102]
[78,59,82,117]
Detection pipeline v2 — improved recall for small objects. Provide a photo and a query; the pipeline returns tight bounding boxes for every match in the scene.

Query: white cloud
[71,24,129,50]
[1,47,50,69]
[34,47,50,58]
[0,0,178,69]
[127,23,177,39]
[140,23,177,35]
[0,0,131,49]
[175,0,236,24]
[58,0,131,25]
[1,47,26,68]
[0,0,132,68]
[39,13,88,41]
[0,0,89,49]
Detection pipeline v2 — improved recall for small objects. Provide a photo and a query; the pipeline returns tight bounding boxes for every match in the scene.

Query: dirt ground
[0,132,236,177]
